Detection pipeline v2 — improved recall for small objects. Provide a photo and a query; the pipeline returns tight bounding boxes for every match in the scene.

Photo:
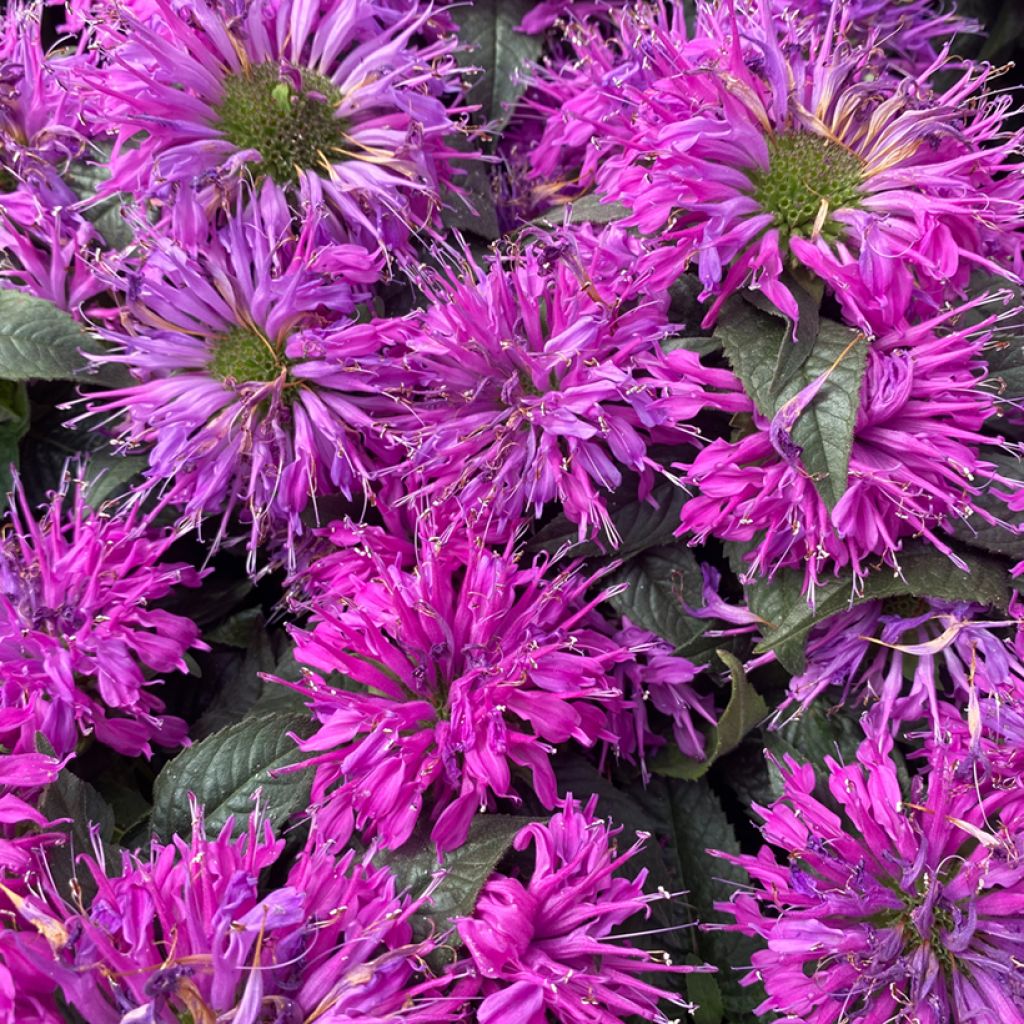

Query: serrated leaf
[953,449,1024,559]
[38,769,117,903]
[532,194,631,228]
[717,298,866,508]
[0,291,111,382]
[610,544,706,648]
[634,776,763,1018]
[0,380,29,491]
[192,616,275,739]
[653,650,769,780]
[755,545,1010,663]
[528,481,686,558]
[151,711,315,839]
[384,814,528,964]
[453,0,543,129]
[64,152,135,250]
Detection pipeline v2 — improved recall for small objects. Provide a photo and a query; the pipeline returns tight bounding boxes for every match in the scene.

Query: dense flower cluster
[714,736,1024,1022]
[286,534,632,852]
[0,469,204,757]
[0,0,1021,1022]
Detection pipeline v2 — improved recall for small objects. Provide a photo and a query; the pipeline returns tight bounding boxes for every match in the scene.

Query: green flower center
[750,132,863,244]
[209,327,285,384]
[214,62,345,184]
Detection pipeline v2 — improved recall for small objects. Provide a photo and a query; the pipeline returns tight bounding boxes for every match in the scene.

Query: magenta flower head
[283,531,632,854]
[372,226,745,541]
[79,0,467,253]
[12,803,456,1023]
[557,3,1023,330]
[714,735,1024,1023]
[83,184,398,569]
[679,301,1021,595]
[0,467,205,758]
[455,795,708,1024]
[780,596,1024,736]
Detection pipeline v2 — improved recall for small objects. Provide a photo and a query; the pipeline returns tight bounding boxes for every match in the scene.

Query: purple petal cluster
[680,302,1019,593]
[10,805,458,1023]
[286,533,632,853]
[457,796,705,1024]
[78,0,467,253]
[0,469,204,757]
[714,736,1024,1022]
[84,185,397,566]
[370,227,745,540]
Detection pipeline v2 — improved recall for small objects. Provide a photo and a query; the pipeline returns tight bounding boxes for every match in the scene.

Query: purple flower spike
[456,795,711,1024]
[283,532,633,853]
[714,735,1024,1024]
[83,184,400,569]
[78,0,468,254]
[0,467,205,758]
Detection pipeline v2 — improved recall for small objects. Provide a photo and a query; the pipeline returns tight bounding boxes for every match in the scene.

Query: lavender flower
[714,735,1024,1023]
[781,596,1024,735]
[78,0,467,253]
[373,227,745,541]
[0,468,204,758]
[0,5,108,313]
[525,2,1023,330]
[84,185,398,568]
[11,804,457,1023]
[284,533,631,853]
[456,795,707,1024]
[610,620,716,780]
[679,302,1021,595]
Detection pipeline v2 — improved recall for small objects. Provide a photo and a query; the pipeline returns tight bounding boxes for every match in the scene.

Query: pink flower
[456,795,709,1024]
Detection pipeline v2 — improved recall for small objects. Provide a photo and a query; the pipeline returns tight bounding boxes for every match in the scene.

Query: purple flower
[780,596,1024,736]
[527,2,1023,330]
[679,301,1022,596]
[455,795,709,1024]
[772,0,980,70]
[0,5,109,313]
[610,620,716,780]
[283,532,632,853]
[83,185,399,568]
[369,227,745,541]
[11,803,458,1023]
[78,0,467,253]
[714,735,1024,1023]
[0,468,204,758]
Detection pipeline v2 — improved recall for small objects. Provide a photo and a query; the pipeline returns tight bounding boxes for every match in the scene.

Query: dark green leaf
[636,776,763,1018]
[955,449,1024,559]
[38,769,117,903]
[528,481,686,559]
[609,544,706,649]
[532,194,631,228]
[193,615,275,739]
[65,152,135,250]
[756,545,1010,664]
[0,291,112,382]
[452,1,543,129]
[653,650,769,779]
[151,711,316,839]
[384,814,529,963]
[717,298,866,508]
[0,380,29,491]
